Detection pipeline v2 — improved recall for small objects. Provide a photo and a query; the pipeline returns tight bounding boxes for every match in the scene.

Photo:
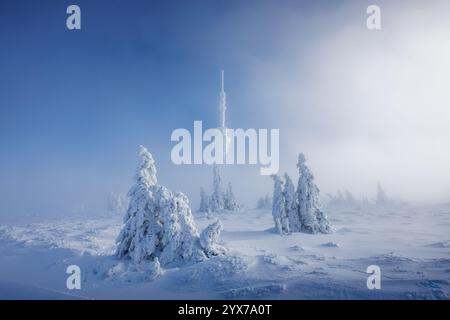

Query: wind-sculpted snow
[426,241,450,248]
[0,218,120,256]
[175,255,249,287]
[224,284,287,299]
[200,220,227,257]
[0,205,449,299]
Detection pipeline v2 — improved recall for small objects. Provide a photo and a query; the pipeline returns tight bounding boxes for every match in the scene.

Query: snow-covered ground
[0,204,449,299]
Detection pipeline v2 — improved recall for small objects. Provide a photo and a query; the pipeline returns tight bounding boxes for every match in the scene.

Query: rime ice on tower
[116,146,225,266]
[218,70,232,155]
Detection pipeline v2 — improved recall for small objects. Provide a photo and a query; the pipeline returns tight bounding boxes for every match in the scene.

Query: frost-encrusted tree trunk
[271,175,289,235]
[224,183,238,212]
[209,165,224,212]
[116,146,221,266]
[283,173,299,232]
[296,153,331,234]
[198,187,209,213]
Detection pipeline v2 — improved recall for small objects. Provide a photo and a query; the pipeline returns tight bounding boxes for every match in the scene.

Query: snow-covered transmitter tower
[218,70,231,155]
[219,70,227,128]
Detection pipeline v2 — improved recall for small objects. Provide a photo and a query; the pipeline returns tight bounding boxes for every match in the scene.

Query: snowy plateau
[0,203,449,299]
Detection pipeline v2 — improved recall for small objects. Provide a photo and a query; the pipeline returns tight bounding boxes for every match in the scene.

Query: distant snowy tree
[361,195,371,206]
[376,183,390,206]
[327,189,376,209]
[337,191,345,205]
[284,173,299,232]
[296,153,331,234]
[327,189,367,208]
[257,195,272,209]
[200,220,226,257]
[209,165,224,212]
[116,146,220,266]
[198,187,209,213]
[325,193,338,206]
[271,175,289,235]
[107,192,128,216]
[224,183,238,212]
[264,195,272,209]
[345,190,357,206]
[257,197,265,209]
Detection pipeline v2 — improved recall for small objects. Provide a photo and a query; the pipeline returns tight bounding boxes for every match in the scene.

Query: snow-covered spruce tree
[296,153,331,234]
[256,197,265,209]
[283,173,300,232]
[375,183,390,206]
[271,175,289,235]
[198,187,209,213]
[209,165,224,212]
[200,220,226,257]
[264,195,272,209]
[257,195,272,209]
[345,190,357,207]
[224,183,238,212]
[116,146,219,266]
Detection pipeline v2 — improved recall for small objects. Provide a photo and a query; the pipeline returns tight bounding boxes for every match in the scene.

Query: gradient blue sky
[1,0,450,220]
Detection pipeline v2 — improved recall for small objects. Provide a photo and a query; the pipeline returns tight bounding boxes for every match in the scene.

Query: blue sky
[0,0,332,218]
[1,0,450,220]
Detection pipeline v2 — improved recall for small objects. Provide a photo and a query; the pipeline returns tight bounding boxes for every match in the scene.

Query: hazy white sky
[238,0,450,203]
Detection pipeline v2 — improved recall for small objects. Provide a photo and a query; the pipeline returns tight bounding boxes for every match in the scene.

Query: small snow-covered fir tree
[198,187,209,213]
[327,190,362,207]
[376,183,390,206]
[257,195,272,209]
[283,173,299,232]
[116,146,220,266]
[209,165,224,212]
[337,190,345,205]
[224,183,238,212]
[361,195,371,206]
[257,197,265,209]
[271,175,289,235]
[157,189,209,265]
[264,195,272,209]
[296,153,331,234]
[345,190,357,207]
[200,220,226,257]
